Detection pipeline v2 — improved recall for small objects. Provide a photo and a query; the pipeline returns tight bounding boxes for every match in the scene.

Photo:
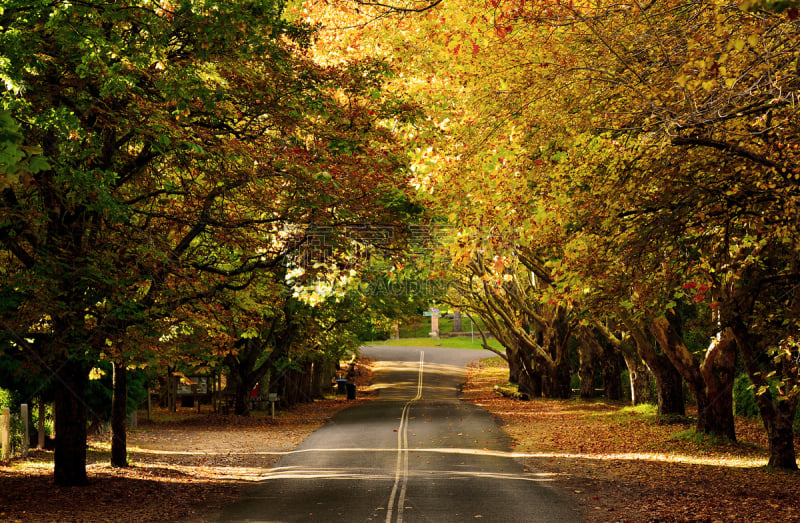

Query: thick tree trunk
[760,400,799,470]
[542,362,572,399]
[310,361,325,399]
[514,339,545,398]
[694,389,736,439]
[233,380,253,416]
[599,345,623,401]
[622,350,654,405]
[628,321,685,415]
[506,345,522,384]
[732,320,798,470]
[654,362,685,416]
[650,316,735,439]
[517,368,542,398]
[577,342,596,399]
[111,362,128,467]
[53,359,91,486]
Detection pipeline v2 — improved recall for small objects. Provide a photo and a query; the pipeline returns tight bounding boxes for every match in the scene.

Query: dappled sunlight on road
[131,444,765,472]
[250,464,558,483]
[516,451,768,468]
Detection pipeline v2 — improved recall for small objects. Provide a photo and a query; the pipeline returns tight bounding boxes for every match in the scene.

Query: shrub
[733,373,760,418]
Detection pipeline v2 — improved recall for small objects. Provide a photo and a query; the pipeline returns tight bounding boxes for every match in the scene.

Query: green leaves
[0,110,50,189]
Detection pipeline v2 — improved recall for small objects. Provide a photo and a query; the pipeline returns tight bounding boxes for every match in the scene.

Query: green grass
[399,316,490,338]
[621,404,659,417]
[673,428,732,447]
[368,336,504,351]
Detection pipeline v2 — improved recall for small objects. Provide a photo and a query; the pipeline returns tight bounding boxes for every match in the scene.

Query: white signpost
[423,308,441,339]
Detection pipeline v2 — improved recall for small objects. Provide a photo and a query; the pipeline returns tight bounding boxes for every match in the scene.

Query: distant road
[214,345,581,522]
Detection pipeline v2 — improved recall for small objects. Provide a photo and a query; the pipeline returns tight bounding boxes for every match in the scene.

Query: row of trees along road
[302,0,800,470]
[0,0,423,486]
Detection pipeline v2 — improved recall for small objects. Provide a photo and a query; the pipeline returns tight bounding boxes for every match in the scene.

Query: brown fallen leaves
[462,359,800,522]
[3,357,799,522]
[0,361,376,522]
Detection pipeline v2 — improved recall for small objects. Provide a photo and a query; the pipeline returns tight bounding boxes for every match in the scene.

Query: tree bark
[622,349,654,405]
[599,344,623,401]
[541,361,572,399]
[516,344,543,398]
[111,362,128,467]
[628,323,685,415]
[577,341,596,399]
[650,316,735,439]
[732,320,798,470]
[310,360,325,399]
[53,358,91,486]
[506,344,522,384]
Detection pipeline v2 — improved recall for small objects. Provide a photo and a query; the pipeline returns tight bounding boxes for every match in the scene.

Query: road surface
[214,345,581,522]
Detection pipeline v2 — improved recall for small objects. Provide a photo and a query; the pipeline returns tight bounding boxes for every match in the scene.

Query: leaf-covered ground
[2,357,800,521]
[0,361,376,522]
[461,358,800,522]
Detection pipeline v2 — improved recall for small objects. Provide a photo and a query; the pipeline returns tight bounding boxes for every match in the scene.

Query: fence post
[1,408,10,460]
[21,403,29,457]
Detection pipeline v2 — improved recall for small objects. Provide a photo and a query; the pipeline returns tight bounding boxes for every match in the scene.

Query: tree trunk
[168,370,177,412]
[628,323,685,415]
[694,388,735,439]
[111,362,128,467]
[577,342,596,399]
[732,320,798,470]
[622,350,654,405]
[542,361,572,399]
[53,358,91,486]
[654,362,685,416]
[599,346,623,401]
[310,360,325,399]
[37,397,46,449]
[233,380,253,416]
[650,316,735,439]
[759,398,799,470]
[506,344,522,384]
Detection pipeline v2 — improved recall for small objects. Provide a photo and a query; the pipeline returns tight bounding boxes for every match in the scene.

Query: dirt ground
[2,356,800,522]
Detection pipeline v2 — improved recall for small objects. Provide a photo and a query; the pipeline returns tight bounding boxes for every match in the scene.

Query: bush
[733,373,760,418]
[0,386,21,411]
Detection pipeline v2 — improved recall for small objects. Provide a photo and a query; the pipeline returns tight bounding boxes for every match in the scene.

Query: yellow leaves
[730,39,746,52]
[89,367,106,380]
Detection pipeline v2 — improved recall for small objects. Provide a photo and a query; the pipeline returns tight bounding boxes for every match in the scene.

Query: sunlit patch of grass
[10,459,53,471]
[673,428,733,447]
[588,403,654,422]
[621,404,658,417]
[373,337,504,351]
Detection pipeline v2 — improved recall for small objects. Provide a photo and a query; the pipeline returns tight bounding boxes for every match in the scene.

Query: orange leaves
[494,25,513,38]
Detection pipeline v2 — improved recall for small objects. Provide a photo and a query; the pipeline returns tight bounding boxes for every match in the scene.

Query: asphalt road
[214,345,582,522]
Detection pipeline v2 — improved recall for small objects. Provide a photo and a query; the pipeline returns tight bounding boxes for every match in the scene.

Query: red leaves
[495,25,513,38]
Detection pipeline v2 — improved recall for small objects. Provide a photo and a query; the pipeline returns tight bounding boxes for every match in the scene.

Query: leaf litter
[461,359,800,522]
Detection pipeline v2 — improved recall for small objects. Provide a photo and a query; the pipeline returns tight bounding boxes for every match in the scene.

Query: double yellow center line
[385,351,424,523]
